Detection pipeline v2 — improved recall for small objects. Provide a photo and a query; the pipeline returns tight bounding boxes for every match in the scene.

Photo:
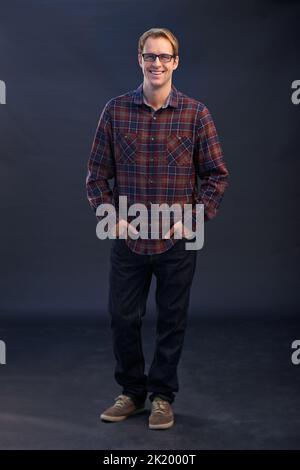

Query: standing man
[86,28,229,430]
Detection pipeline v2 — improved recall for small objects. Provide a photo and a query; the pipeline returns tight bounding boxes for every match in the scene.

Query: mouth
[149,70,165,76]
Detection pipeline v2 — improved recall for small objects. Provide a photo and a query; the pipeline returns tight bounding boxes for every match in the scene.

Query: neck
[143,81,172,109]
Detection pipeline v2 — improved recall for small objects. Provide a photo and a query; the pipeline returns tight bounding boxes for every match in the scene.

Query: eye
[144,54,156,61]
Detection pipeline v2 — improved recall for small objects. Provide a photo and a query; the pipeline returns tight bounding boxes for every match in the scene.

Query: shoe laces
[114,394,131,409]
[152,398,170,415]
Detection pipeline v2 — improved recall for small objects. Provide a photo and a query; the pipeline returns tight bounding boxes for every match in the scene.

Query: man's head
[138,28,179,89]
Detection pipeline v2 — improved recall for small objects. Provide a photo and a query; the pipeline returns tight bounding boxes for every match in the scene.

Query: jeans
[108,237,197,406]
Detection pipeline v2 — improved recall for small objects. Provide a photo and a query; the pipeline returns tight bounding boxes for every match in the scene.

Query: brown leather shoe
[149,397,174,430]
[100,395,145,422]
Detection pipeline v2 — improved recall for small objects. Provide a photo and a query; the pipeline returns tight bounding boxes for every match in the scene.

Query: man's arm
[86,102,118,225]
[190,105,229,226]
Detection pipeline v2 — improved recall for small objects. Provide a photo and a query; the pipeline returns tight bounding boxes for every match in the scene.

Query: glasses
[141,53,176,63]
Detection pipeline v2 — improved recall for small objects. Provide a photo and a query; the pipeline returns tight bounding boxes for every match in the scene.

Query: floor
[0,316,299,450]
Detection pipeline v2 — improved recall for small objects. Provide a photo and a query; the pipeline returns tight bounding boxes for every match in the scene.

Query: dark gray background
[0,0,299,319]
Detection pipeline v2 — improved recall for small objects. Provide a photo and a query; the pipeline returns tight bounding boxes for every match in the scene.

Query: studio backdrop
[0,0,299,320]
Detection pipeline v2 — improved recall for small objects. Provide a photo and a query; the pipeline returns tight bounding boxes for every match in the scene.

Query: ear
[173,55,179,71]
[138,53,143,68]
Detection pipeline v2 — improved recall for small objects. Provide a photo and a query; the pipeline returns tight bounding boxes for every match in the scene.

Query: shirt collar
[133,82,179,108]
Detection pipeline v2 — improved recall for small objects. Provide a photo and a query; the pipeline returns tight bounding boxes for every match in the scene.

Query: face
[138,36,179,88]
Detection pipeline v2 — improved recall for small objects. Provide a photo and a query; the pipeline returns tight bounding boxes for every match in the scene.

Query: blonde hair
[138,28,179,57]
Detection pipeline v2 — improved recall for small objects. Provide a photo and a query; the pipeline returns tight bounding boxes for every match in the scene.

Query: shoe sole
[100,407,145,422]
[149,419,174,430]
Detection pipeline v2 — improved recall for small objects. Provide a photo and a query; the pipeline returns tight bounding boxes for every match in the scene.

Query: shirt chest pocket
[166,133,193,166]
[115,131,138,164]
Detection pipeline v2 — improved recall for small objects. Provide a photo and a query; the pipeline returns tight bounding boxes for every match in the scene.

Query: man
[86,28,229,430]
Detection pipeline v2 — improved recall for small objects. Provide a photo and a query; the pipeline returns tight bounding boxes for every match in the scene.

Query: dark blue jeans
[108,237,197,406]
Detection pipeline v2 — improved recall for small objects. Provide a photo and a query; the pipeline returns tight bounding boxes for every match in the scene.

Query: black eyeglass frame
[141,53,176,62]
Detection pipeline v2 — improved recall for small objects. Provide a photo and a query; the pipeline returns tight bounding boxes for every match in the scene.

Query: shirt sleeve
[86,102,119,225]
[188,105,229,228]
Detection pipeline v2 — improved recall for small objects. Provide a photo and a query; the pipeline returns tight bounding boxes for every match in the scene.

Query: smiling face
[138,36,179,89]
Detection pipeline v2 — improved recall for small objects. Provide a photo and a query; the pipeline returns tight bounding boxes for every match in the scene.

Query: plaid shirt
[86,82,229,255]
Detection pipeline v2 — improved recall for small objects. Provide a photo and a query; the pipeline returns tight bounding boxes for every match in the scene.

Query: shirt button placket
[149,113,157,240]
